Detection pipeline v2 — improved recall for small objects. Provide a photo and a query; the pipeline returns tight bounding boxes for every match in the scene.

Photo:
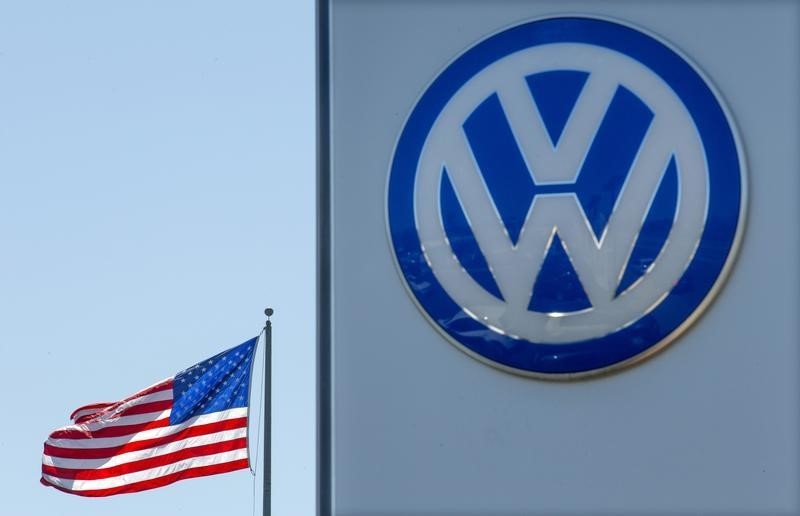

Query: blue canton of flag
[172,339,257,424]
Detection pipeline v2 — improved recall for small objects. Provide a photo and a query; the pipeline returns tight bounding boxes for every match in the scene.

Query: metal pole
[263,308,273,516]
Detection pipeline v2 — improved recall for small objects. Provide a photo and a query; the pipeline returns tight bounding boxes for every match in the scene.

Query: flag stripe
[112,399,173,417]
[43,428,247,469]
[42,437,247,480]
[66,389,173,427]
[44,417,247,460]
[71,404,115,423]
[68,380,172,421]
[46,408,247,449]
[71,409,172,431]
[41,458,250,497]
[55,404,173,437]
[49,416,172,439]
[45,413,246,459]
[42,448,248,491]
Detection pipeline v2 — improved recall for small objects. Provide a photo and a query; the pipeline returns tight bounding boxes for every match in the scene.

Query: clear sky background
[0,2,315,515]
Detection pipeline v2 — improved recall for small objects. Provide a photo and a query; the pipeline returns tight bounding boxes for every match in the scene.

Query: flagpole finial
[264,308,274,319]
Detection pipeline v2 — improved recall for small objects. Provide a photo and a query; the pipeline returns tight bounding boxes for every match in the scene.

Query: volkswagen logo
[386,17,746,378]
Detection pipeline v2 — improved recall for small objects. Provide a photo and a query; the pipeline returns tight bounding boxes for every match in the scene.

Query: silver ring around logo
[386,17,746,379]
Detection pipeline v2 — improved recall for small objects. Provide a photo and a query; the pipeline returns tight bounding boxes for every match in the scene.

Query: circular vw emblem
[386,17,745,378]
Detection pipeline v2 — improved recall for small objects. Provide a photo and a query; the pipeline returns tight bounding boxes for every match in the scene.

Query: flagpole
[263,308,273,516]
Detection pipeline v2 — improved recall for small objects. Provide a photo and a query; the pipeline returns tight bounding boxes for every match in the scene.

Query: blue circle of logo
[387,17,745,378]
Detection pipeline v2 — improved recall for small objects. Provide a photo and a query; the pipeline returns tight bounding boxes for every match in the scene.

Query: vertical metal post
[263,308,273,516]
[316,1,332,513]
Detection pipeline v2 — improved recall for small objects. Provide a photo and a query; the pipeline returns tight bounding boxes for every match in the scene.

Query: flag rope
[249,328,266,476]
[250,327,267,516]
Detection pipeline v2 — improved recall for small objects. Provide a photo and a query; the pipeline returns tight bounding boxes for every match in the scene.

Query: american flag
[41,337,258,496]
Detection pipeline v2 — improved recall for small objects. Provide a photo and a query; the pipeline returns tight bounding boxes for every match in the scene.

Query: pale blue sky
[0,2,315,514]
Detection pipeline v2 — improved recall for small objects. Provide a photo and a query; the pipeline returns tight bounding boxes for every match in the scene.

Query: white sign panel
[319,1,800,514]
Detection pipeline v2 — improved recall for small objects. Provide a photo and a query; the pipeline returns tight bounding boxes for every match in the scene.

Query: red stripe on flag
[113,399,172,417]
[74,399,172,425]
[71,404,114,423]
[68,380,172,421]
[40,459,250,497]
[48,417,172,440]
[44,417,248,459]
[42,437,247,480]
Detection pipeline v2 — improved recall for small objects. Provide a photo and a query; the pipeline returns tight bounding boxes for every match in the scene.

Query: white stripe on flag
[71,404,114,423]
[63,388,173,426]
[69,410,171,432]
[43,428,247,470]
[46,407,247,449]
[42,448,248,491]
